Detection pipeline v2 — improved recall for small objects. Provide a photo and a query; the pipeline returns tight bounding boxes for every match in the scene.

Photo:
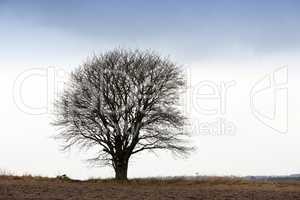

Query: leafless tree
[53,49,191,180]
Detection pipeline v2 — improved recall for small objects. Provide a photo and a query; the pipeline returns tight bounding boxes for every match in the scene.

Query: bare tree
[53,49,191,180]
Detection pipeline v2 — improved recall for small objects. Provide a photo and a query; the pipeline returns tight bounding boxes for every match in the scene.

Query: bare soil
[0,176,300,200]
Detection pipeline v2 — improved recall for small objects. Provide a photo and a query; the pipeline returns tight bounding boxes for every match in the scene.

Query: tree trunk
[114,158,129,180]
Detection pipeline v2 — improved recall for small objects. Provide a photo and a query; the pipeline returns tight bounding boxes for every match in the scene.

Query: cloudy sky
[0,0,300,179]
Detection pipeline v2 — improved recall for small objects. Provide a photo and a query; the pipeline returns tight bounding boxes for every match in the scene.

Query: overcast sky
[0,0,300,179]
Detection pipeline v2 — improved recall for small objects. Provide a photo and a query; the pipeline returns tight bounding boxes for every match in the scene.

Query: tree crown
[53,49,191,169]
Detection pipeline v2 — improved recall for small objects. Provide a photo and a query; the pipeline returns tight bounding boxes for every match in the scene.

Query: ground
[0,176,300,200]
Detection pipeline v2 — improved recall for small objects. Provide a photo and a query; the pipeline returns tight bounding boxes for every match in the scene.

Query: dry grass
[0,174,300,199]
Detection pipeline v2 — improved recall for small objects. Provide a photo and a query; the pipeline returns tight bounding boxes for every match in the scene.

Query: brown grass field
[0,175,300,200]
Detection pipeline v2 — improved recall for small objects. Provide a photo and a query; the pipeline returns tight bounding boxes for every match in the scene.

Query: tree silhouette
[53,49,191,180]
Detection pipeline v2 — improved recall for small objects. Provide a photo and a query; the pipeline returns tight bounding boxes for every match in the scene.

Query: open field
[0,176,300,200]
